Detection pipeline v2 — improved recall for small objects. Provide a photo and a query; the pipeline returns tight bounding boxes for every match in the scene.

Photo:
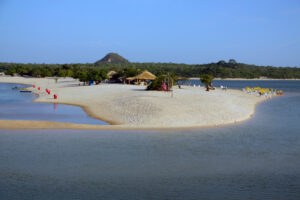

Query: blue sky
[0,0,299,66]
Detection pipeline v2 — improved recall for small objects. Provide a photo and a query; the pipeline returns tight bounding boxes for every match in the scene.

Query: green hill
[95,53,129,65]
[1,58,300,79]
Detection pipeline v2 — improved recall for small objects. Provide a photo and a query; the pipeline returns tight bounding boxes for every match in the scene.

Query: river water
[0,81,300,200]
[0,83,108,125]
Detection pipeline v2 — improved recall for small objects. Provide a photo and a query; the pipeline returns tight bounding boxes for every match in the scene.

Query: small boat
[12,86,27,90]
[12,86,21,90]
[20,90,31,93]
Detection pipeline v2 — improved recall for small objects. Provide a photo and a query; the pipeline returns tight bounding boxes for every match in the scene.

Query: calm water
[0,81,300,200]
[181,79,300,94]
[0,83,108,125]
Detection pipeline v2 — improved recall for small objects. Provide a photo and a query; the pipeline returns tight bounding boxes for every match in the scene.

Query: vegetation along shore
[0,53,288,129]
[1,53,300,81]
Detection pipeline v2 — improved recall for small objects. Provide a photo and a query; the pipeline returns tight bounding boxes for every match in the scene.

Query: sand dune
[0,76,268,129]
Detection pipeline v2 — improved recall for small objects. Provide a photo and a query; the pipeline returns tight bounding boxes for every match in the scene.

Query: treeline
[0,59,300,79]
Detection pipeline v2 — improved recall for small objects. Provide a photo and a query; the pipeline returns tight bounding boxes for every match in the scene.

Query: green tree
[57,69,67,77]
[147,75,165,91]
[118,67,140,78]
[87,68,107,84]
[77,71,88,84]
[67,70,74,77]
[200,74,214,91]
[6,68,17,76]
[228,59,237,64]
[31,68,42,77]
[147,74,174,91]
[217,60,226,65]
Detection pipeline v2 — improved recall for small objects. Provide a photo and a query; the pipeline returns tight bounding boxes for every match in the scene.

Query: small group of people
[178,83,201,88]
[243,87,283,97]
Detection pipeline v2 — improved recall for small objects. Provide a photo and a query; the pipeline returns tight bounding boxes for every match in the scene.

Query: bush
[147,74,174,91]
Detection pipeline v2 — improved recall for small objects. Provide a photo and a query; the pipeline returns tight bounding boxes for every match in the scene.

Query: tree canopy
[200,74,214,91]
[0,59,300,80]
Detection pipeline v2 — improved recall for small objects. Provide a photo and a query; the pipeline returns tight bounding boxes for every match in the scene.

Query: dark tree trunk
[206,85,209,91]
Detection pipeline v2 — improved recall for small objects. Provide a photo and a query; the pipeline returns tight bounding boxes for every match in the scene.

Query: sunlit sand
[0,76,268,129]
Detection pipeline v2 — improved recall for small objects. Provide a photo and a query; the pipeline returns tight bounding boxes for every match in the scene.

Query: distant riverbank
[189,77,300,81]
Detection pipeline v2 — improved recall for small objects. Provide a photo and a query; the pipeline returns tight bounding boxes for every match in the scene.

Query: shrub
[147,74,174,91]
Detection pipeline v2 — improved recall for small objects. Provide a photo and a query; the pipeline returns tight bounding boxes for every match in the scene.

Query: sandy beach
[0,76,269,129]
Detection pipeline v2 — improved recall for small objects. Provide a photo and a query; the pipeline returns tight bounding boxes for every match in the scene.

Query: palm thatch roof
[107,70,118,79]
[127,70,156,81]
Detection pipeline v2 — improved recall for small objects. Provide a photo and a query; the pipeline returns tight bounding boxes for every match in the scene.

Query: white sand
[0,76,269,129]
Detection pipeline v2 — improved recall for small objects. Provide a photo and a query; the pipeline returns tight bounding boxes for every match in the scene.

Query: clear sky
[0,0,299,66]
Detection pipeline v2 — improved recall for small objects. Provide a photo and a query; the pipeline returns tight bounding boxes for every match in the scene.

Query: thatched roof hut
[107,70,118,79]
[127,70,156,81]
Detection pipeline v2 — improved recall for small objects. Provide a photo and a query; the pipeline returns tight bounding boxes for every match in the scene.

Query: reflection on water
[54,103,58,111]
[0,81,299,199]
[0,83,109,125]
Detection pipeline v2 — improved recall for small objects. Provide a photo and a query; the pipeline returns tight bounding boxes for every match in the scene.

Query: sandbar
[0,76,270,130]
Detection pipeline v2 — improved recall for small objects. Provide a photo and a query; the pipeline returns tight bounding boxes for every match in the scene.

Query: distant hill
[95,53,129,65]
[1,58,300,79]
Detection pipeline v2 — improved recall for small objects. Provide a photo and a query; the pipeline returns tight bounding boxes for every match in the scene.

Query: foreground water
[0,81,300,200]
[0,83,108,125]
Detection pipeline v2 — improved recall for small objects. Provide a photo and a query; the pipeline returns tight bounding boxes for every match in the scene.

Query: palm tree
[200,74,214,91]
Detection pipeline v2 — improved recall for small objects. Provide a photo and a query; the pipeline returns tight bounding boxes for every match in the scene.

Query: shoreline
[1,81,120,126]
[189,77,300,81]
[0,76,271,130]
